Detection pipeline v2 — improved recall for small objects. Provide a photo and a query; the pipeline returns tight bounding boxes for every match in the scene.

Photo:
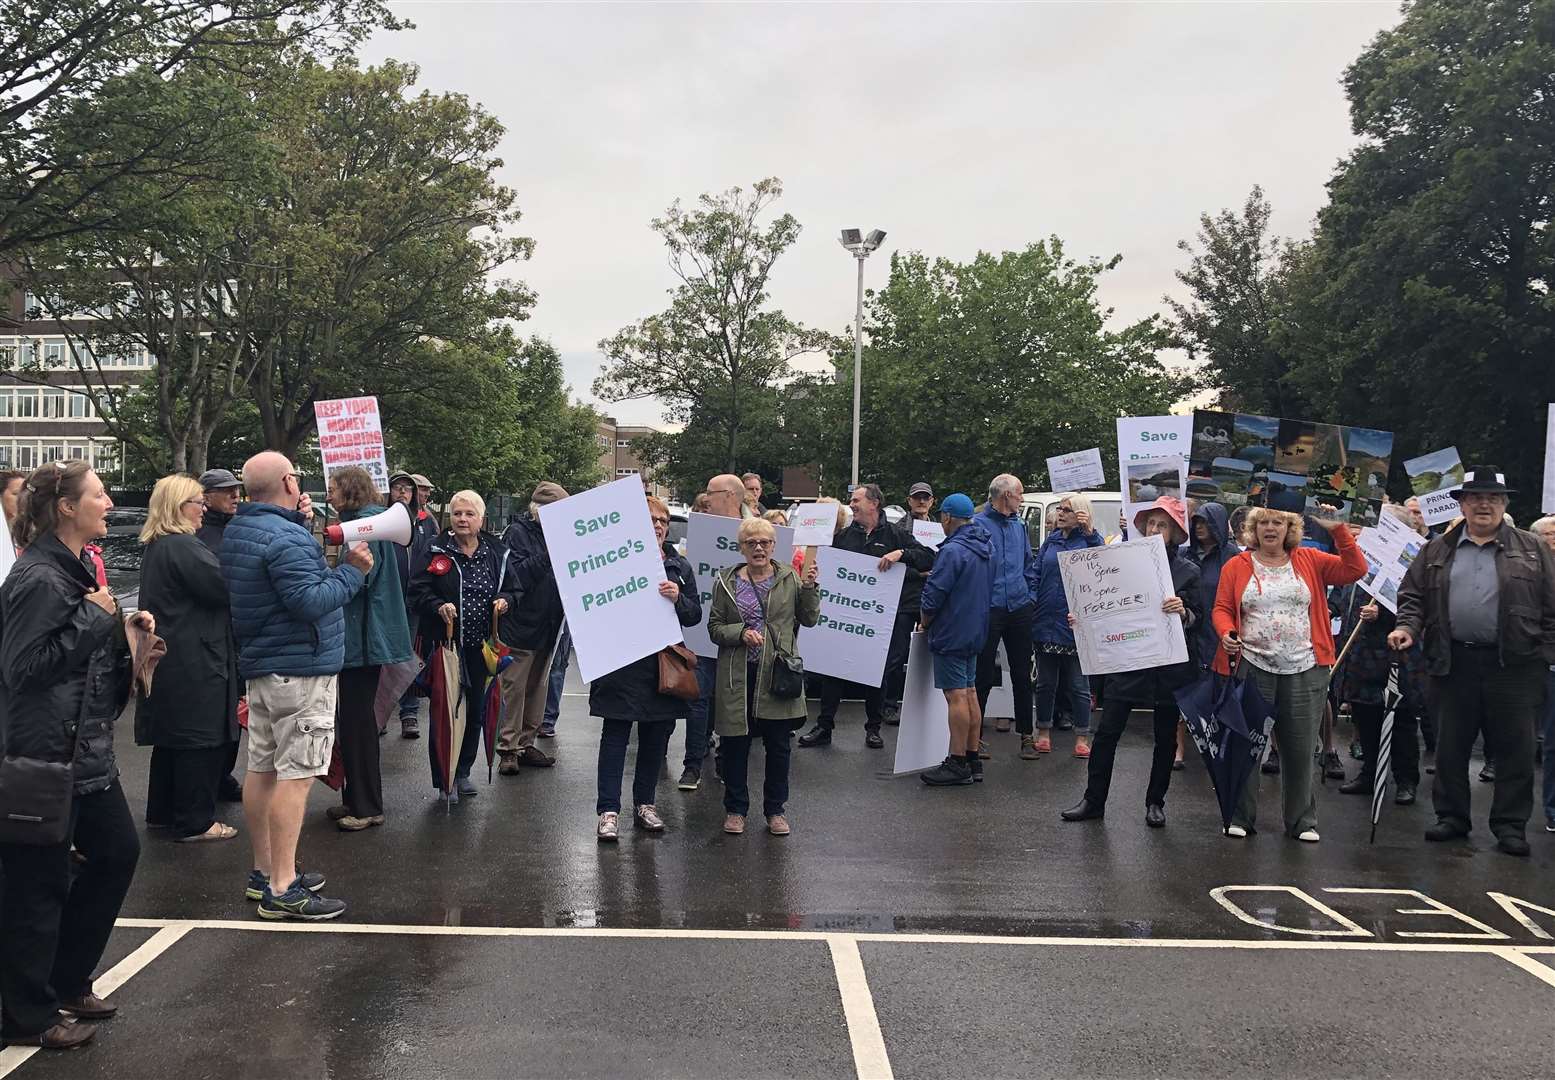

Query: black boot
[864,727,884,750]
[798,725,832,748]
[1060,797,1105,822]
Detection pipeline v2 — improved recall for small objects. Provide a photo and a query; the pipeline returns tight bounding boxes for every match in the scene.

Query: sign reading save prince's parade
[539,476,683,682]
[797,547,903,686]
[682,513,796,658]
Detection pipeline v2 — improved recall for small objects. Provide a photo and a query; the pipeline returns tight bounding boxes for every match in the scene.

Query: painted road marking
[828,936,893,1080]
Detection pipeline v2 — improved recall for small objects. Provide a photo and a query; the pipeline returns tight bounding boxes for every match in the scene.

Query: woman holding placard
[1212,507,1367,842]
[589,496,703,841]
[707,516,820,836]
[1061,497,1201,828]
[1031,493,1103,759]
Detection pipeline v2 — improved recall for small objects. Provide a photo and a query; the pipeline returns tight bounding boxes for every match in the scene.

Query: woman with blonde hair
[136,474,240,843]
[1031,492,1103,758]
[1212,506,1367,841]
[707,516,820,835]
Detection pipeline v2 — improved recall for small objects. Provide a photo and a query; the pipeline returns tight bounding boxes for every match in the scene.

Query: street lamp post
[839,228,886,490]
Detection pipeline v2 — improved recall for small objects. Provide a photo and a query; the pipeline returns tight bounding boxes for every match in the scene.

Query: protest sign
[0,532,13,586]
[1058,534,1186,676]
[789,502,838,547]
[1355,510,1424,614]
[1122,456,1186,537]
[1404,446,1465,527]
[539,476,681,682]
[893,632,950,774]
[1543,405,1555,513]
[682,512,795,658]
[1117,415,1192,470]
[911,519,945,549]
[1046,447,1106,492]
[982,641,1015,720]
[798,546,903,685]
[315,396,389,492]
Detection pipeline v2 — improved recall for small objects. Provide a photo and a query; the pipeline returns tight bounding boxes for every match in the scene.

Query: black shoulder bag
[756,572,805,699]
[0,656,94,846]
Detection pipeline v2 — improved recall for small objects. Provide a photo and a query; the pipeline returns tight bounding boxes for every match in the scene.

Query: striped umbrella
[1370,662,1401,843]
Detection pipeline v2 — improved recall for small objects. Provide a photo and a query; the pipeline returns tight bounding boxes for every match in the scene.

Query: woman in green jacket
[327,467,413,831]
[707,516,821,836]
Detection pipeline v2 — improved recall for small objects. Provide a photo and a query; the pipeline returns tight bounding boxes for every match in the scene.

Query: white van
[1019,490,1124,552]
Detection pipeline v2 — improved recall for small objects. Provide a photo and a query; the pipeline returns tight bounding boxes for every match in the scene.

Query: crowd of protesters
[0,453,1551,1051]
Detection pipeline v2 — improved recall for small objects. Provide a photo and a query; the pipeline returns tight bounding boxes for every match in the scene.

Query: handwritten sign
[682,512,794,658]
[1057,534,1186,676]
[316,396,388,492]
[789,502,838,547]
[539,476,681,681]
[1046,447,1106,492]
[797,546,903,685]
[911,519,945,549]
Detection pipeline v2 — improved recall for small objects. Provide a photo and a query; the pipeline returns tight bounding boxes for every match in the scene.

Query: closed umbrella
[427,614,466,805]
[1175,663,1275,833]
[1370,662,1401,843]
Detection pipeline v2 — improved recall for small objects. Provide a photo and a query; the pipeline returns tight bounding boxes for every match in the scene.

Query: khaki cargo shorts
[245,673,338,780]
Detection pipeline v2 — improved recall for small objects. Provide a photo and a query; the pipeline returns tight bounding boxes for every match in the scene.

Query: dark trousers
[818,675,885,732]
[1430,646,1544,837]
[458,645,488,778]
[1352,701,1421,789]
[596,718,675,814]
[0,781,139,1038]
[881,607,918,708]
[146,743,230,837]
[683,656,718,769]
[976,606,1035,735]
[1543,668,1555,826]
[338,665,384,817]
[722,720,794,817]
[1084,698,1178,809]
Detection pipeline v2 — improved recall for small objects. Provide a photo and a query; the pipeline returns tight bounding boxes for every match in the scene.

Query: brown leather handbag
[657,643,702,700]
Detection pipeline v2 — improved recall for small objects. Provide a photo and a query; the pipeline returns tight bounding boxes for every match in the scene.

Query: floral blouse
[1238,560,1315,675]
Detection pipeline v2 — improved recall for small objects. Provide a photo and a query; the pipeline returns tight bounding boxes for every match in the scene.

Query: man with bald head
[973,474,1040,759]
[222,452,371,919]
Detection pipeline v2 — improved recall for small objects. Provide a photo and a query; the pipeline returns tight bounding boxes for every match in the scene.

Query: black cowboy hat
[1451,465,1514,497]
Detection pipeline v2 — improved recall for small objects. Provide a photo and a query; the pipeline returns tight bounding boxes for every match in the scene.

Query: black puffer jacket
[588,545,703,724]
[0,532,133,795]
[499,516,564,651]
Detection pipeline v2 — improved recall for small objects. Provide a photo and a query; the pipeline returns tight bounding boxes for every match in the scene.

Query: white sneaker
[1225,825,1248,838]
[596,812,619,842]
[1297,828,1321,843]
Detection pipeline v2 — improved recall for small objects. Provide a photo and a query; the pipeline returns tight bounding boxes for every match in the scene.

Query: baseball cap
[940,492,975,518]
[199,468,241,491]
[908,482,934,498]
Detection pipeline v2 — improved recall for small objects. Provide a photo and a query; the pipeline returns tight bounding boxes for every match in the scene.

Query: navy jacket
[919,520,994,657]
[1033,526,1103,645]
[1180,502,1240,664]
[221,503,364,679]
[975,506,1040,613]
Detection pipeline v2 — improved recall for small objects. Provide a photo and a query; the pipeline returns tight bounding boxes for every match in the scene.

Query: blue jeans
[1542,668,1555,826]
[398,686,417,721]
[544,623,571,729]
[683,656,718,770]
[596,718,674,814]
[1035,650,1091,733]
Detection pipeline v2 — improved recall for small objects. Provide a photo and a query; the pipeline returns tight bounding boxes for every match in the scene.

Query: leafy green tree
[594,178,834,475]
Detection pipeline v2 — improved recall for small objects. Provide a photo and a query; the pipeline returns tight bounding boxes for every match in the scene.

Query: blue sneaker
[258,884,346,921]
[245,868,326,902]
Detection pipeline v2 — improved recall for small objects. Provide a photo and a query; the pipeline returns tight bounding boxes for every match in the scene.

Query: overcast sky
[364,1,1402,427]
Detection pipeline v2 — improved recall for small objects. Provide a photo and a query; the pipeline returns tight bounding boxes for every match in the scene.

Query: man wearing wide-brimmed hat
[1392,466,1555,856]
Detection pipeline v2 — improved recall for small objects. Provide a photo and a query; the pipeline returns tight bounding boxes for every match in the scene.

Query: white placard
[1121,455,1188,540]
[983,641,1015,719]
[1058,534,1187,676]
[1415,486,1462,528]
[797,546,903,685]
[539,476,682,682]
[0,531,14,586]
[1046,447,1106,492]
[788,502,838,547]
[1116,415,1192,468]
[315,396,389,492]
[1355,511,1424,614]
[1543,405,1555,513]
[893,632,950,774]
[682,512,794,658]
[911,519,945,549]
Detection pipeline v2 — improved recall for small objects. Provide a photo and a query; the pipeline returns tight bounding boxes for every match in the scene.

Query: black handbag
[0,657,93,847]
[756,576,806,700]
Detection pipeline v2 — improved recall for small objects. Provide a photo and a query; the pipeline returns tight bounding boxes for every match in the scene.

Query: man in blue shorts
[917,493,994,786]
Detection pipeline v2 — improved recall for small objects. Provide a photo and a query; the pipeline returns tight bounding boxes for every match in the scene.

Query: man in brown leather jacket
[1392,467,1555,856]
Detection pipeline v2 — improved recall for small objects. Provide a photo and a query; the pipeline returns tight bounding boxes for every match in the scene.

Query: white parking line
[828,936,893,1080]
[0,924,189,1079]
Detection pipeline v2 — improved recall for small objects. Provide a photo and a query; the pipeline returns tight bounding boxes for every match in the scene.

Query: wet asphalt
[20,660,1555,1078]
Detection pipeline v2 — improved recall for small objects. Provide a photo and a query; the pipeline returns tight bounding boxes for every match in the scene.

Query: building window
[0,389,11,418]
[42,388,66,418]
[16,444,37,470]
[14,389,38,418]
[0,444,10,468]
[44,343,65,369]
[93,442,117,472]
[68,392,90,418]
[615,468,638,476]
[617,439,629,447]
[67,442,89,461]
[41,442,64,463]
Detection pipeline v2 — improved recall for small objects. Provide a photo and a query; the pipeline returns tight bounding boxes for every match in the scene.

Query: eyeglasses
[909,493,932,500]
[741,539,774,549]
[182,498,208,508]
[650,516,669,526]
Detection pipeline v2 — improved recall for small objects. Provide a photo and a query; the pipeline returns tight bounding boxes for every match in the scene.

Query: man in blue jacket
[973,474,1041,747]
[222,452,369,922]
[918,493,993,786]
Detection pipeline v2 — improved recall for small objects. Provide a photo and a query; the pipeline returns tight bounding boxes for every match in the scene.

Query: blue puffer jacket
[221,502,365,679]
[1180,502,1240,664]
[919,520,993,657]
[1033,526,1103,645]
[975,506,1040,612]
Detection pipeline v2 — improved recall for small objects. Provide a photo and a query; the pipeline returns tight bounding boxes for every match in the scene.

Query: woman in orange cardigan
[1212,508,1367,842]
